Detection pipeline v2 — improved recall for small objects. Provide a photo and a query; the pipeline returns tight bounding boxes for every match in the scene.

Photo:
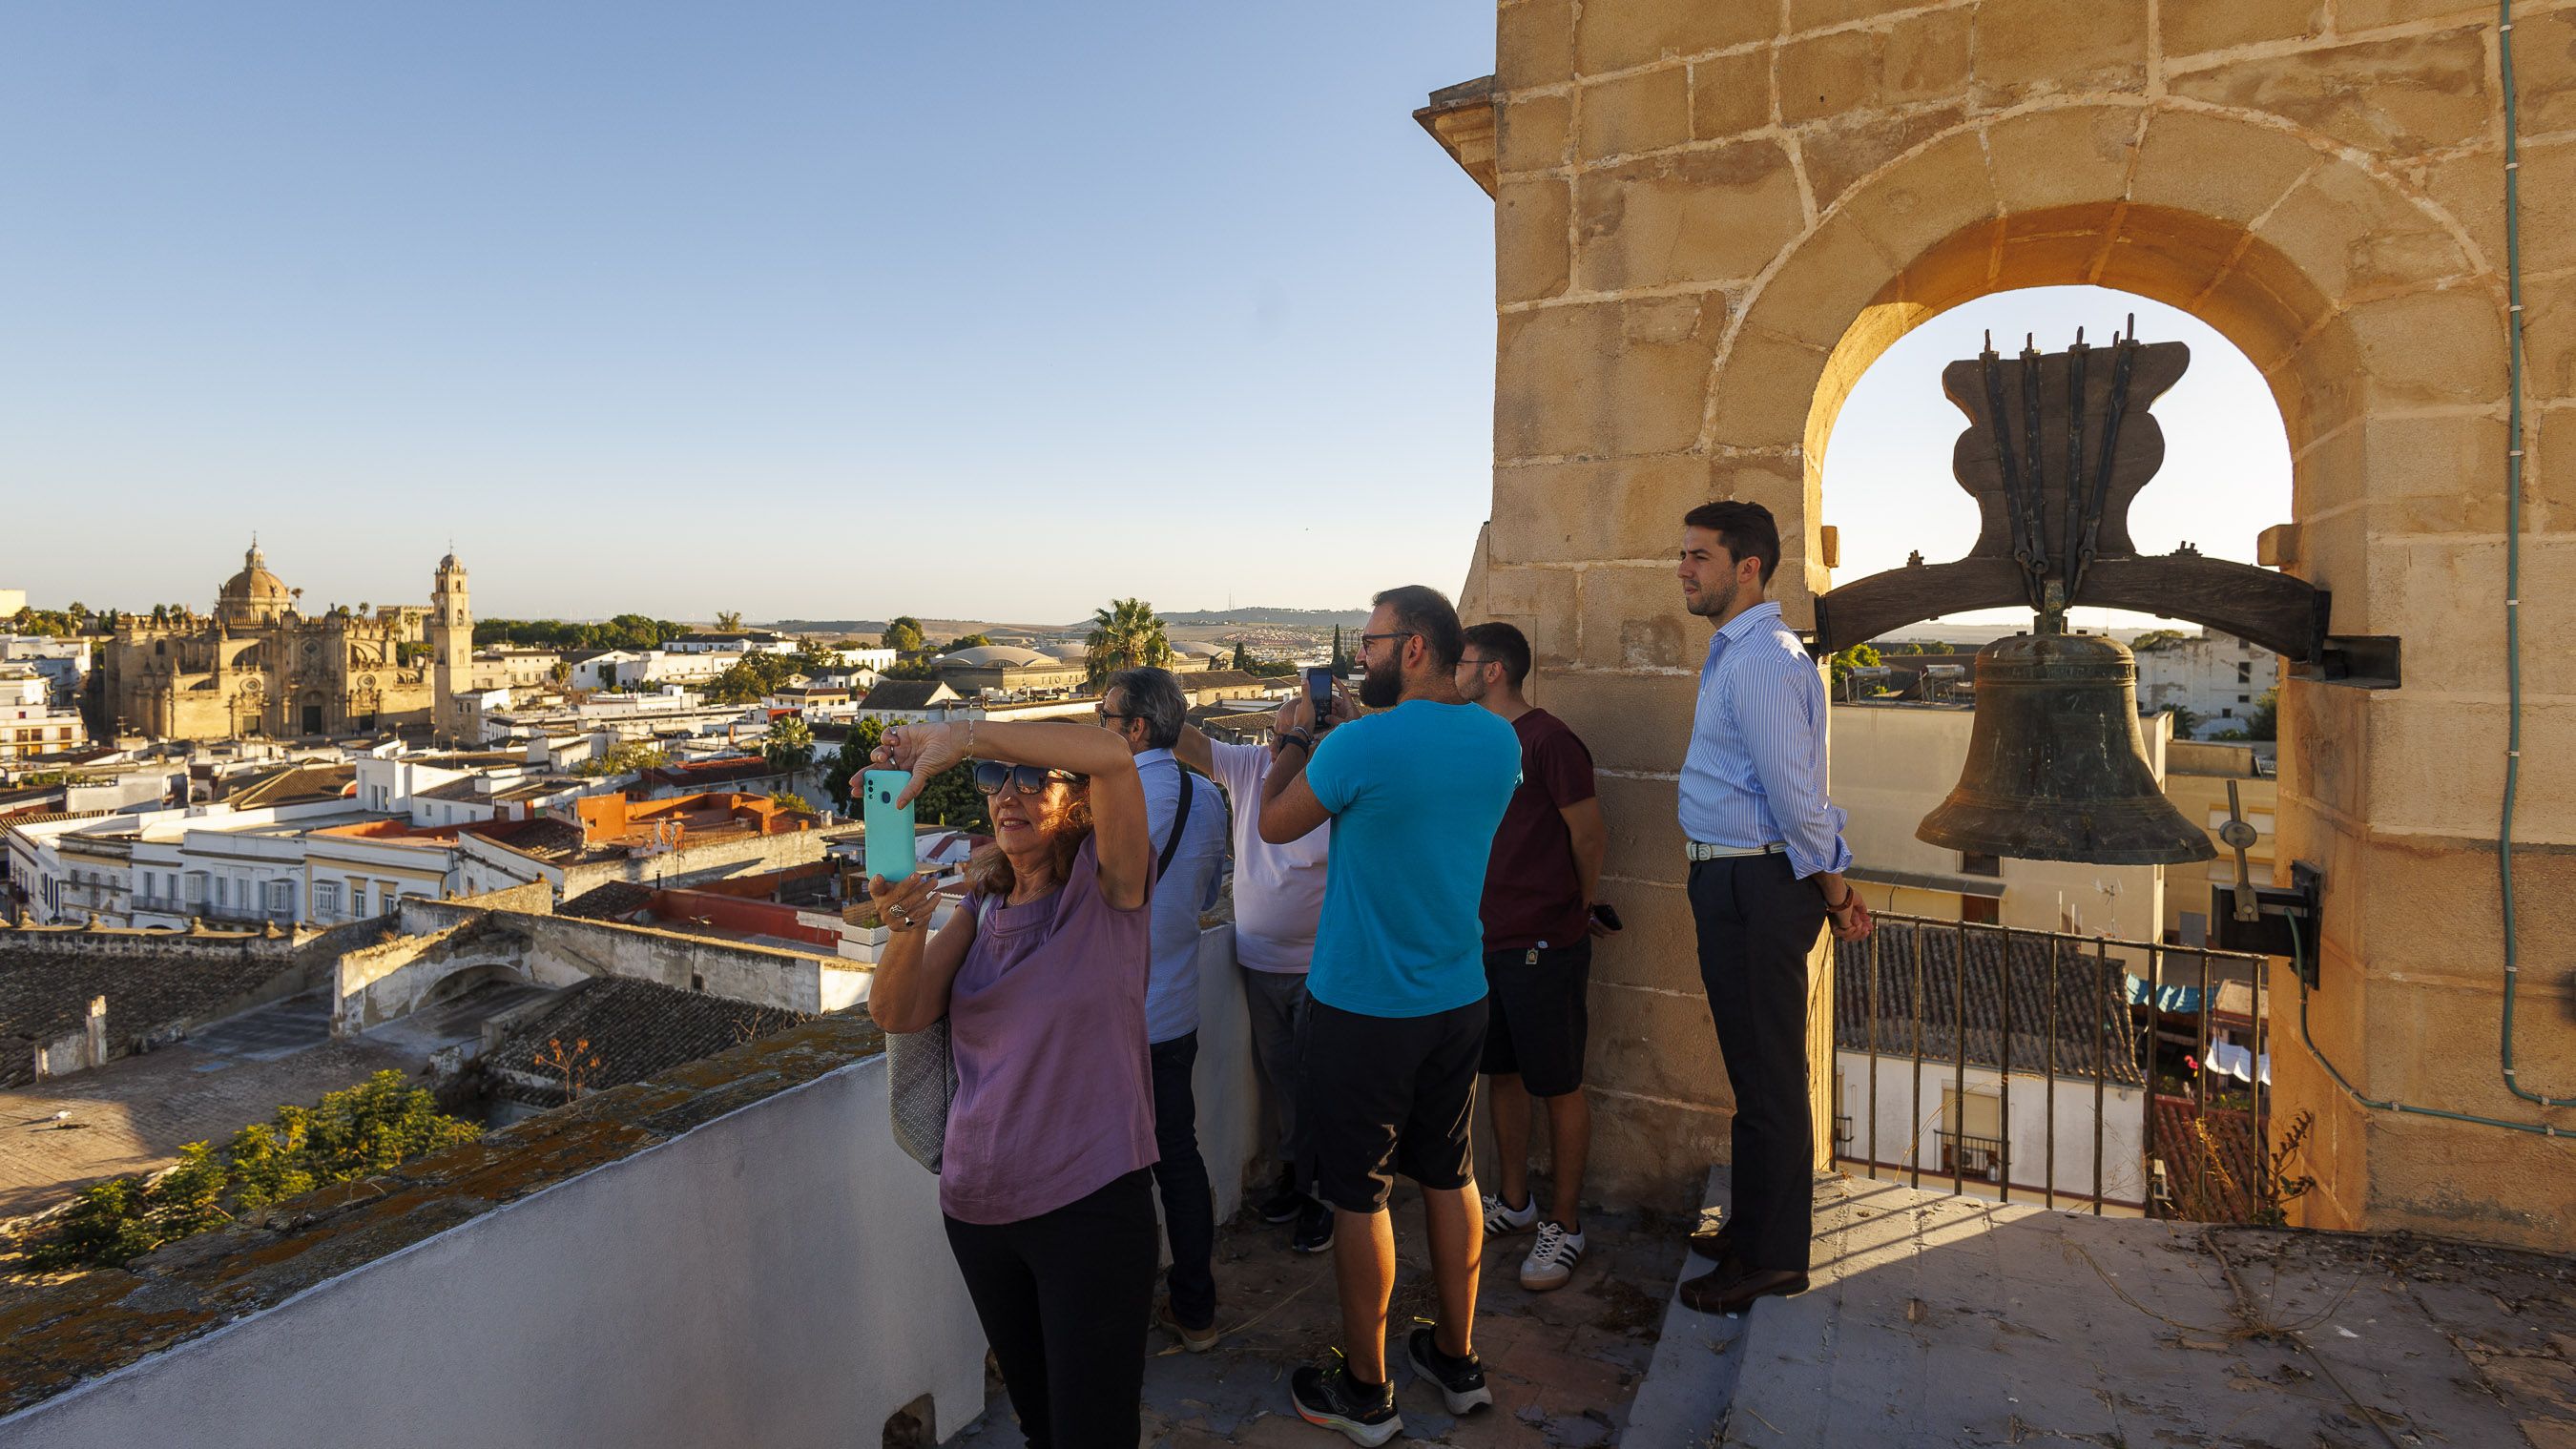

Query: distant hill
[1139,608,1373,629]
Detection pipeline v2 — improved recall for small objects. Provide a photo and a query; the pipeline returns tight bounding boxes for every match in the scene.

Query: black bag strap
[1155,765,1197,881]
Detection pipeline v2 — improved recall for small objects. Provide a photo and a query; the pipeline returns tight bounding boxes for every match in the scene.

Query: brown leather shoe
[1688,1218,1735,1259]
[1676,1265,1809,1316]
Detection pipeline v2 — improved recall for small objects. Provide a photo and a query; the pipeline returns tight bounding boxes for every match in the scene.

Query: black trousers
[944,1168,1158,1449]
[1688,854,1828,1274]
[1149,1031,1217,1327]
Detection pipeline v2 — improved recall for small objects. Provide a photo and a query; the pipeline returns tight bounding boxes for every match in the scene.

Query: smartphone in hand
[1305,667,1335,731]
[862,769,918,882]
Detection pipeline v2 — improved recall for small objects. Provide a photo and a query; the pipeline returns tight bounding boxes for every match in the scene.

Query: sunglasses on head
[972,761,1083,796]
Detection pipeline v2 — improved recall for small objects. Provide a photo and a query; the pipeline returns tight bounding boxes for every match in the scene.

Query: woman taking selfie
[865,717,1156,1449]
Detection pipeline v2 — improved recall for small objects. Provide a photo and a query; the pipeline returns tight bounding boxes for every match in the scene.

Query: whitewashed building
[2133,631,2279,736]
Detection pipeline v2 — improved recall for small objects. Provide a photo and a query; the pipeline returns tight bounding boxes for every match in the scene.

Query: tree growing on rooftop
[575,740,668,778]
[763,714,815,775]
[15,1071,477,1273]
[1085,598,1172,685]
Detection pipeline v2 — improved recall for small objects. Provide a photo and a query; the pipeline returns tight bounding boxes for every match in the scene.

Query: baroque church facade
[102,544,473,741]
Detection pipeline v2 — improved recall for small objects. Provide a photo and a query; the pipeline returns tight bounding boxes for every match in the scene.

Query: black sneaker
[1291,1359,1402,1446]
[1291,1196,1335,1253]
[1406,1324,1493,1415]
[1255,1176,1305,1225]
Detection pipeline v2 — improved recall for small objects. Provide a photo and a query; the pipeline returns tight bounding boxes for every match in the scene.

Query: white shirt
[1205,738,1329,973]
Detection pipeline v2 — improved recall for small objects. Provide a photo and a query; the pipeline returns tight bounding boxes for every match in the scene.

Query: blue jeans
[1150,1030,1217,1328]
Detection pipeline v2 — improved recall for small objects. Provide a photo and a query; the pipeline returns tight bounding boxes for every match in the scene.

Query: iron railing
[1936,1130,2005,1181]
[1833,914,2274,1222]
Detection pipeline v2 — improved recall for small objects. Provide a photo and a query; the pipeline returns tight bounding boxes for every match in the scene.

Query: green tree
[19,1072,476,1272]
[2129,629,2189,653]
[2245,686,2279,741]
[1085,598,1172,684]
[946,633,993,652]
[763,714,815,775]
[883,616,925,653]
[1826,643,1882,691]
[2165,704,2205,738]
[715,610,746,631]
[1330,626,1352,674]
[912,762,991,832]
[821,717,888,812]
[708,652,801,704]
[576,741,669,778]
[1231,640,1254,671]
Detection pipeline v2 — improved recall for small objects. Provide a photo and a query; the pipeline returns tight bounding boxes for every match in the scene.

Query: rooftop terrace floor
[958,1188,1686,1449]
[963,1172,2576,1448]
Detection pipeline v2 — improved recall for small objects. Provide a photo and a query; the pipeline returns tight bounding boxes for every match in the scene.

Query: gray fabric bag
[885,1016,957,1173]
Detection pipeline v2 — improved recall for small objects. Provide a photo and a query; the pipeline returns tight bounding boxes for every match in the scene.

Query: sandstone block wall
[1464,0,2576,1243]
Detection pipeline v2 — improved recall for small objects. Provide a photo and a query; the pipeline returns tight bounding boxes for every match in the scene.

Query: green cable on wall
[2284,2,2568,1136]
[2497,0,2574,1112]
[2291,916,2560,1137]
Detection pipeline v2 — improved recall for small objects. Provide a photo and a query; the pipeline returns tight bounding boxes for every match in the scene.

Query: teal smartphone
[862,769,918,882]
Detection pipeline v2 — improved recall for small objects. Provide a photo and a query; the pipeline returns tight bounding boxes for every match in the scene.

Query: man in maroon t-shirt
[1456,621,1614,1293]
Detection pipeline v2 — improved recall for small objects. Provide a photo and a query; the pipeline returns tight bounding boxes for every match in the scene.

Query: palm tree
[715,610,745,631]
[1085,598,1173,684]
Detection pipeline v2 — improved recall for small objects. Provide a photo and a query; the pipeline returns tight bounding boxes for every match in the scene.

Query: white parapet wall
[5,922,1266,1448]
[3,1052,989,1448]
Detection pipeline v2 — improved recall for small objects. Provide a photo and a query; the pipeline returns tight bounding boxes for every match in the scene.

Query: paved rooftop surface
[0,993,422,1222]
[1638,1170,2576,1448]
[957,1188,1686,1448]
[958,1169,2576,1448]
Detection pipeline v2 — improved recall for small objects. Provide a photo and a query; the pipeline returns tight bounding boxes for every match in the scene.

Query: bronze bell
[1917,632,2215,865]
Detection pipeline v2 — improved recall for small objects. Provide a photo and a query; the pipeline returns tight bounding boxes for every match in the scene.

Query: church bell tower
[429,551,471,743]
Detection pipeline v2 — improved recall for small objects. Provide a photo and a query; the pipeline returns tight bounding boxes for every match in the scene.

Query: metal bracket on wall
[2290,635,2401,690]
[2212,860,2323,985]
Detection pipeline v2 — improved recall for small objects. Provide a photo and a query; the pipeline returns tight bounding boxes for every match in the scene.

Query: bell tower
[429,550,471,743]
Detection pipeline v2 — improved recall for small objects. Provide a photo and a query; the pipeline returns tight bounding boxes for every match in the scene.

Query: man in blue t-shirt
[1257,585,1522,1444]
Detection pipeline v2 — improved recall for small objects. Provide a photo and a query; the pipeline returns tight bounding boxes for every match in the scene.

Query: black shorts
[1481,941,1592,1097]
[1298,995,1488,1214]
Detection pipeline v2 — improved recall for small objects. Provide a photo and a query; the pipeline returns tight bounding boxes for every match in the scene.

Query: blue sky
[1,5,2285,627]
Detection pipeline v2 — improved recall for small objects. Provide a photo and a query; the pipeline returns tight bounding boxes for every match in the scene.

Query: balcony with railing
[1934,1128,2005,1182]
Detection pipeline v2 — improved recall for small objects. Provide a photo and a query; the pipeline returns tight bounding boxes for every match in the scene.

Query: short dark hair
[1372,585,1465,670]
[1682,500,1782,585]
[1104,666,1186,750]
[1460,622,1532,689]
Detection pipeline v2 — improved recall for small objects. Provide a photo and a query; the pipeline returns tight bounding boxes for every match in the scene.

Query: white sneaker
[1482,1191,1537,1236]
[1520,1221,1585,1292]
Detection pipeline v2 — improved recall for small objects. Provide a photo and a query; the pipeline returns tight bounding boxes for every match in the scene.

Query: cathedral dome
[218,543,294,627]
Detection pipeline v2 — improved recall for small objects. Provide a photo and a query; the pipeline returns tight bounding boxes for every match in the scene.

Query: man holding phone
[1256,585,1521,1444]
[1173,684,1344,1257]
[1454,622,1610,1293]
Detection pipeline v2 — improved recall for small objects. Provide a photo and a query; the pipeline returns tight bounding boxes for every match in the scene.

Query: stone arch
[420,960,534,1009]
[1685,99,2549,1234]
[1709,101,2496,624]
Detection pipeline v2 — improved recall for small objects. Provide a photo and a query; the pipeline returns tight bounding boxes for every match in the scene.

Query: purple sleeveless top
[939,836,1157,1224]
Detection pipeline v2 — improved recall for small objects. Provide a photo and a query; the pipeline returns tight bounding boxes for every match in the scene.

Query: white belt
[1687,840,1786,861]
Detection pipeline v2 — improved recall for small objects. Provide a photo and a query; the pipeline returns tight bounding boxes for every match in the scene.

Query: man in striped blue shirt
[1672,500,1875,1318]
